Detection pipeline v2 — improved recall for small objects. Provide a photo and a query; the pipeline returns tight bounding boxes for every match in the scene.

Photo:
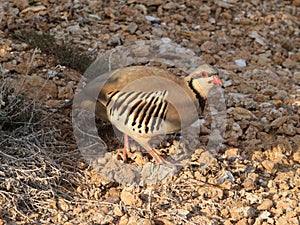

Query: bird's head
[190,74,222,98]
[185,65,223,99]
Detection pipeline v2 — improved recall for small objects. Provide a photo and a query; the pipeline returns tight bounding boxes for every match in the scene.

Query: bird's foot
[148,149,173,165]
[116,147,133,162]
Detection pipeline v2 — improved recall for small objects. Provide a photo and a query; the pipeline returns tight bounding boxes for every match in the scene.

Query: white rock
[235,59,247,67]
[193,25,200,30]
[259,211,271,220]
[209,18,216,24]
[145,15,160,23]
[223,79,233,87]
[161,37,171,43]
[249,30,266,45]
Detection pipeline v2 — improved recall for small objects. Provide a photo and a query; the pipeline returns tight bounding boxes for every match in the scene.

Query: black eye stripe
[188,79,206,112]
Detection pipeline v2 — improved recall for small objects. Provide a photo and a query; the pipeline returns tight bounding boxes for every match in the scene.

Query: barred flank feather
[106,90,169,137]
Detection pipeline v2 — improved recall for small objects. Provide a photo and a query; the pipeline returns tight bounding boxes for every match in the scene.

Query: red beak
[211,75,223,86]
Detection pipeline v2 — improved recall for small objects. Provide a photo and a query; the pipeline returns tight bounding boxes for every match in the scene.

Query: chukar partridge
[73,65,223,164]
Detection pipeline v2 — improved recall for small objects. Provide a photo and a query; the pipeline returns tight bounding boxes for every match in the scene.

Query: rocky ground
[0,0,300,224]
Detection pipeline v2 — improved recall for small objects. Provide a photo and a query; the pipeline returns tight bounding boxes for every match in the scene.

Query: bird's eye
[200,72,209,78]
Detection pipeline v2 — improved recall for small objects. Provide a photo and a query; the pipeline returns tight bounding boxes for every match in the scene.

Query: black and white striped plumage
[106,90,169,141]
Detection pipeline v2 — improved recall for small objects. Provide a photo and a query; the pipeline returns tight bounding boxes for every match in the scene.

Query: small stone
[195,150,214,165]
[56,213,68,223]
[155,218,175,225]
[66,24,81,34]
[229,107,257,121]
[270,116,288,128]
[135,4,147,14]
[281,39,294,51]
[225,122,243,146]
[57,198,69,211]
[209,17,216,24]
[198,187,224,200]
[131,45,150,57]
[215,0,234,8]
[282,58,297,69]
[224,220,234,225]
[245,125,258,140]
[272,90,287,100]
[294,72,300,84]
[235,59,247,67]
[278,124,297,136]
[113,206,123,216]
[152,27,163,37]
[121,190,142,207]
[163,2,178,9]
[104,187,120,203]
[250,0,260,5]
[236,218,248,225]
[222,12,233,20]
[110,36,123,46]
[20,5,46,13]
[293,0,300,6]
[173,14,185,22]
[218,170,235,184]
[13,0,29,10]
[224,148,239,160]
[245,192,260,204]
[237,83,257,94]
[58,82,74,99]
[276,216,299,225]
[179,30,194,38]
[259,210,271,220]
[127,22,138,34]
[257,199,273,210]
[223,79,233,87]
[145,0,163,6]
[109,22,120,31]
[119,215,129,225]
[127,216,152,225]
[249,30,266,46]
[104,7,120,19]
[262,160,276,173]
[221,208,230,217]
[266,144,285,163]
[145,15,160,23]
[230,206,256,220]
[293,150,300,163]
[200,41,218,54]
[0,48,9,60]
[243,177,255,191]
[177,209,190,218]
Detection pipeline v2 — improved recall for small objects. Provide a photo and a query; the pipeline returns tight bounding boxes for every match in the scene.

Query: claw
[115,134,173,165]
[146,148,173,165]
[116,134,132,162]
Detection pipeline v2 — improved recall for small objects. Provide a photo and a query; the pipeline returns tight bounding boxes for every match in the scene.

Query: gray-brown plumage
[72,65,223,164]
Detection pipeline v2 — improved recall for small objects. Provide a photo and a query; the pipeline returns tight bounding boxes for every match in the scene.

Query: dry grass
[11,29,94,73]
[0,81,82,223]
[0,46,85,222]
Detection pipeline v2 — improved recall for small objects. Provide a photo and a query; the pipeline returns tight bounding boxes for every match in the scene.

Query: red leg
[116,136,172,165]
[144,145,173,165]
[116,134,133,161]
